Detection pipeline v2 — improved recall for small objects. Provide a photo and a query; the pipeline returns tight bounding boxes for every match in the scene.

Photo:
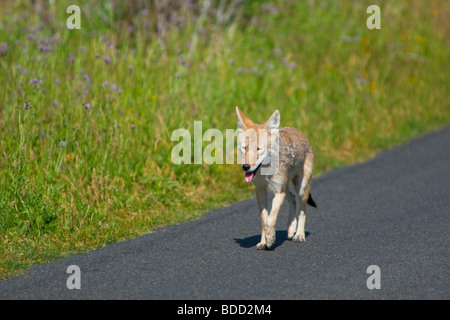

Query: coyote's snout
[236,107,316,250]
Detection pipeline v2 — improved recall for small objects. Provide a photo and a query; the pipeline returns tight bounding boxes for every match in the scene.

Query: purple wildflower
[354,71,367,85]
[131,124,135,129]
[197,26,206,35]
[39,44,51,52]
[24,101,32,109]
[29,78,38,85]
[60,140,66,147]
[67,52,75,63]
[261,3,279,14]
[128,65,134,71]
[273,48,281,55]
[104,56,112,64]
[84,103,91,110]
[103,81,109,87]
[0,43,8,56]
[111,84,117,91]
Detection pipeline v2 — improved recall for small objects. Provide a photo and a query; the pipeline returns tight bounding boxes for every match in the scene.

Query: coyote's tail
[307,194,317,208]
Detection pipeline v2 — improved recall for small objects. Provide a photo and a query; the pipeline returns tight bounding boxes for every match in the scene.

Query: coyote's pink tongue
[245,172,254,183]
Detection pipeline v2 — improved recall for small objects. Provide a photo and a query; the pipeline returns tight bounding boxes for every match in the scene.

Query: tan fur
[236,107,314,249]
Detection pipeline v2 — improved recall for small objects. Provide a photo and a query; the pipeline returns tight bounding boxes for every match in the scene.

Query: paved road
[1,126,449,299]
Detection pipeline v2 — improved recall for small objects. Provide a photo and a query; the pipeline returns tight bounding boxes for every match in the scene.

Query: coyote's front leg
[255,186,268,250]
[265,192,286,249]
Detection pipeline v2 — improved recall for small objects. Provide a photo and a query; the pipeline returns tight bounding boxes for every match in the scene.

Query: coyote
[236,107,316,250]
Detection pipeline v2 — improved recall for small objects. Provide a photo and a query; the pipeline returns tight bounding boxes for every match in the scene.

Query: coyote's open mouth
[244,162,262,182]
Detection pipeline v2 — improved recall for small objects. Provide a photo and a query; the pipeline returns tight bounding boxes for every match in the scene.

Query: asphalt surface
[1,126,449,299]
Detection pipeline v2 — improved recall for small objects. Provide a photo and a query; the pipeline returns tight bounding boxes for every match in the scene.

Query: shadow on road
[234,230,310,250]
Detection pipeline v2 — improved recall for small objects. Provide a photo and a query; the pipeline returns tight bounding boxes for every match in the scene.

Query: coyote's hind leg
[286,188,299,240]
[293,150,314,242]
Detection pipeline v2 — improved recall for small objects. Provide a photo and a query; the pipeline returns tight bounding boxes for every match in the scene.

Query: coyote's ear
[265,109,280,130]
[236,106,255,130]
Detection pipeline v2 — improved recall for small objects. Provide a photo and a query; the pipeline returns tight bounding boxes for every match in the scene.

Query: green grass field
[0,0,449,279]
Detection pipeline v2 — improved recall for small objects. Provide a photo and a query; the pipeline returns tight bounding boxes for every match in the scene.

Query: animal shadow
[234,230,310,250]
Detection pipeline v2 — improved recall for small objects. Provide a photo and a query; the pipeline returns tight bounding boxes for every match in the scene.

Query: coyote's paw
[292,233,306,242]
[287,230,296,240]
[256,242,267,250]
[287,222,297,240]
[265,230,275,249]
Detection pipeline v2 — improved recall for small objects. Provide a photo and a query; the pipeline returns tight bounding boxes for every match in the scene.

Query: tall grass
[0,0,449,278]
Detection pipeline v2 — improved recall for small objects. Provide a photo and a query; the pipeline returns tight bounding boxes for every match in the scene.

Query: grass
[0,0,449,279]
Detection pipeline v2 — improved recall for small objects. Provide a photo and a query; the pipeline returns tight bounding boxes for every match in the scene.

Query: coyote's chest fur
[244,127,312,194]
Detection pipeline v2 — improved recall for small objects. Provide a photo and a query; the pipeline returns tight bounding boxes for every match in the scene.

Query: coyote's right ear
[236,106,255,130]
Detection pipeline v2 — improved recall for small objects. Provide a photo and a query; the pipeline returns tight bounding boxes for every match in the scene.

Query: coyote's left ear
[265,109,280,130]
